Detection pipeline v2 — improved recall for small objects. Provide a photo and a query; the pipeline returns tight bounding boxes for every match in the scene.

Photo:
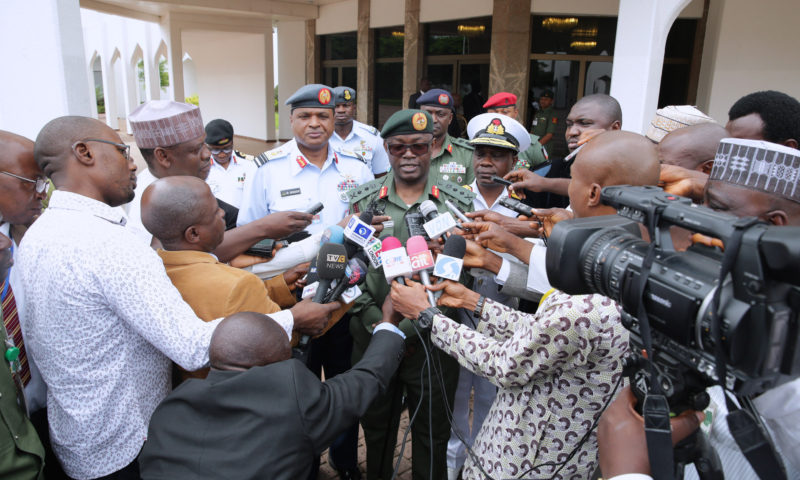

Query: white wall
[276,20,307,139]
[182,30,267,140]
[316,0,357,35]
[697,0,800,124]
[0,0,91,140]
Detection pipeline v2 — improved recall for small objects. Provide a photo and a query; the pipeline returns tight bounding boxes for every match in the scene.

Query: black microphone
[343,211,374,261]
[298,243,348,348]
[432,234,466,282]
[499,197,535,217]
[324,258,368,303]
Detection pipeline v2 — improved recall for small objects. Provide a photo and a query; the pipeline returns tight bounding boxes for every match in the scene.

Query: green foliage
[274,84,279,110]
[95,84,105,114]
[185,94,199,106]
[159,58,169,88]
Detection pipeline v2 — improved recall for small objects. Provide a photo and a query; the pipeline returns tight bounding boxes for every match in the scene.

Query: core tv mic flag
[298,242,348,349]
[381,236,412,285]
[433,234,465,281]
[407,235,437,306]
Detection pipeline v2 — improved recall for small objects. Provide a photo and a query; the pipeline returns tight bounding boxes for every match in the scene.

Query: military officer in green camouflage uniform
[532,89,558,157]
[415,89,475,187]
[483,91,548,171]
[348,109,474,480]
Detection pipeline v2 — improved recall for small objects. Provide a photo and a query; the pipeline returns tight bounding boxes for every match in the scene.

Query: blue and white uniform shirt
[330,120,390,175]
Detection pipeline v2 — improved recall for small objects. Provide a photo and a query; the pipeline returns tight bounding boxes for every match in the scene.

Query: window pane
[321,32,357,60]
[529,59,580,158]
[531,16,616,56]
[427,64,454,93]
[376,27,404,58]
[665,19,697,59]
[342,67,357,89]
[323,67,338,87]
[375,62,403,128]
[584,61,612,96]
[425,17,492,55]
[658,63,691,107]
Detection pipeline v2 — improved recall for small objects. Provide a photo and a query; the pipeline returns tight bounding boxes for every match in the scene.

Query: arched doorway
[90,53,105,120]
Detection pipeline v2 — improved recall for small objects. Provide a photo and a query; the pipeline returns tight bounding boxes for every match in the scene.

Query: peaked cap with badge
[467,112,531,153]
[205,119,234,147]
[333,86,356,104]
[129,100,204,148]
[416,88,455,111]
[286,84,335,110]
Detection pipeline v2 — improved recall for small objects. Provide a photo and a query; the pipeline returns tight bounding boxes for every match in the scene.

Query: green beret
[380,109,434,138]
[285,84,335,110]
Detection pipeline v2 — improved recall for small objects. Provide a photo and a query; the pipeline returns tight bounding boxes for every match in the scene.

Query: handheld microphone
[381,236,412,285]
[444,199,471,226]
[432,235,466,281]
[305,202,325,216]
[324,258,368,302]
[320,225,345,246]
[343,211,376,248]
[499,197,535,217]
[405,212,429,240]
[407,235,436,306]
[419,200,439,223]
[364,236,383,269]
[299,243,348,348]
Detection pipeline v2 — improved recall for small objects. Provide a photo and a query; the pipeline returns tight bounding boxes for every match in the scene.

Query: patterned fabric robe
[430,291,628,479]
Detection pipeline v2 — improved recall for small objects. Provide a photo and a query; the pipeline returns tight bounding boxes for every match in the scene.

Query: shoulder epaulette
[439,180,475,206]
[334,148,367,164]
[254,146,289,167]
[355,123,380,136]
[347,178,384,204]
[450,137,475,150]
[234,150,255,162]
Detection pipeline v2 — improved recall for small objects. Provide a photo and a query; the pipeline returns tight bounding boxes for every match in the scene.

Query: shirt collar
[47,190,128,226]
[289,142,339,176]
[383,171,442,210]
[157,249,219,266]
[432,133,453,160]
[470,180,510,211]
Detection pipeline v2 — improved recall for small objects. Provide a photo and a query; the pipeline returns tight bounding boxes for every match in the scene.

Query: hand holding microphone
[297,242,348,349]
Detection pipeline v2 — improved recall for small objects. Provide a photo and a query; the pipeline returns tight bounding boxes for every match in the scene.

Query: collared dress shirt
[205,152,256,209]
[238,140,374,234]
[16,191,219,480]
[430,292,628,479]
[329,120,390,175]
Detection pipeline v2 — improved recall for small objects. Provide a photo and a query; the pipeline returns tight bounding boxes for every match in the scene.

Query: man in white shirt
[20,115,331,480]
[329,86,390,177]
[203,118,256,209]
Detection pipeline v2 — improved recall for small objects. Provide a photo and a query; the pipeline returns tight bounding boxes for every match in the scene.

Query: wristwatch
[416,307,441,330]
[474,295,486,318]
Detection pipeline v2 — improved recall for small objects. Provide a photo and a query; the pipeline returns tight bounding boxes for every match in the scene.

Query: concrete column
[277,21,307,139]
[609,0,692,134]
[489,0,532,122]
[162,13,185,102]
[402,0,423,109]
[356,0,374,125]
[305,20,318,85]
[0,0,91,139]
[264,26,276,141]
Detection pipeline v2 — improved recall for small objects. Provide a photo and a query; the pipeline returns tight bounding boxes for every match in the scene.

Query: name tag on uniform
[281,188,301,197]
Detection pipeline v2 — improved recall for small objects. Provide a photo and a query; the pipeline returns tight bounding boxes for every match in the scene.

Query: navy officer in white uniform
[329,86,390,177]
[238,84,374,233]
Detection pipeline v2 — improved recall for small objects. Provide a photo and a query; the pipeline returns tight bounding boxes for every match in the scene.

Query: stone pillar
[356,0,375,125]
[162,13,185,103]
[609,0,692,134]
[489,0,532,122]
[0,0,91,138]
[305,20,318,85]
[402,0,423,110]
[264,26,276,141]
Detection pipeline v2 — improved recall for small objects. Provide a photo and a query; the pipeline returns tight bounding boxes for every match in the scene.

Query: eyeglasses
[0,171,48,194]
[209,146,233,155]
[386,143,431,156]
[74,139,130,162]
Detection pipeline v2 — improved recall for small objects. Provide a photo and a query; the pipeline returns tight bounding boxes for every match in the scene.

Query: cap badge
[412,112,428,131]
[343,90,352,101]
[438,94,449,105]
[319,88,332,105]
[486,118,505,136]
[218,138,230,145]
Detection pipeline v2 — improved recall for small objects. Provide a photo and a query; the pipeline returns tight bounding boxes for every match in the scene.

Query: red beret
[483,92,518,109]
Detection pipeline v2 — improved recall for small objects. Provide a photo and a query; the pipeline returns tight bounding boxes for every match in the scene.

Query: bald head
[141,176,220,249]
[658,123,727,173]
[568,131,660,218]
[0,131,45,226]
[0,131,34,167]
[210,312,291,370]
[34,116,108,181]
[573,94,623,125]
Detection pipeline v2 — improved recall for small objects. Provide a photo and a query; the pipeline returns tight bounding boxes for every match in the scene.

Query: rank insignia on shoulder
[296,156,308,168]
[431,185,440,198]
[446,144,453,154]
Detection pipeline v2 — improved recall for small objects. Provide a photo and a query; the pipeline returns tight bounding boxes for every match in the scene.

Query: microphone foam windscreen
[358,211,374,225]
[321,225,345,245]
[419,200,438,218]
[442,234,466,259]
[381,236,402,252]
[406,235,429,255]
[316,243,348,280]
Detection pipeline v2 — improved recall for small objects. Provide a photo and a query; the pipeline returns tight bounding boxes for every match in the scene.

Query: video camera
[546,185,800,411]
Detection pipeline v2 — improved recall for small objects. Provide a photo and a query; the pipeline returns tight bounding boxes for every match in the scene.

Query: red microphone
[406,235,436,307]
